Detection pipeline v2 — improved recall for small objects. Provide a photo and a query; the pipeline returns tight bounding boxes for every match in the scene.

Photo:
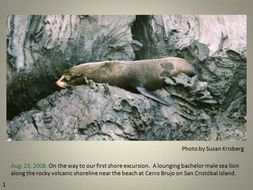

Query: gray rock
[8,81,213,141]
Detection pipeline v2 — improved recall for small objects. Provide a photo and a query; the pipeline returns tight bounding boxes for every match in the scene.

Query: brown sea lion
[56,57,198,105]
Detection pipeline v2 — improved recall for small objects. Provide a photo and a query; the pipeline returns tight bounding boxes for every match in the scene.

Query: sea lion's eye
[71,74,82,80]
[63,76,71,82]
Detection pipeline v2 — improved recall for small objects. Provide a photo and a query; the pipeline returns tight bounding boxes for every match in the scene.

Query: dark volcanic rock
[7,80,211,141]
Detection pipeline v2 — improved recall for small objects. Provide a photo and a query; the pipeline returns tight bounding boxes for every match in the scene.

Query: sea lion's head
[56,67,85,88]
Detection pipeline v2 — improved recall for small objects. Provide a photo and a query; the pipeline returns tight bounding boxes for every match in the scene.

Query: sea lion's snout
[56,76,68,88]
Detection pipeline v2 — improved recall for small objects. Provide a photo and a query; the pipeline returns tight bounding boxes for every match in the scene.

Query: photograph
[6,15,246,141]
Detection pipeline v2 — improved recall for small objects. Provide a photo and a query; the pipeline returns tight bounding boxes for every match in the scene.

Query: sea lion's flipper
[136,87,170,106]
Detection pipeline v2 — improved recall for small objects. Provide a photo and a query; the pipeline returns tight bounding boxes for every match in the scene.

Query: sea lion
[56,57,198,105]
